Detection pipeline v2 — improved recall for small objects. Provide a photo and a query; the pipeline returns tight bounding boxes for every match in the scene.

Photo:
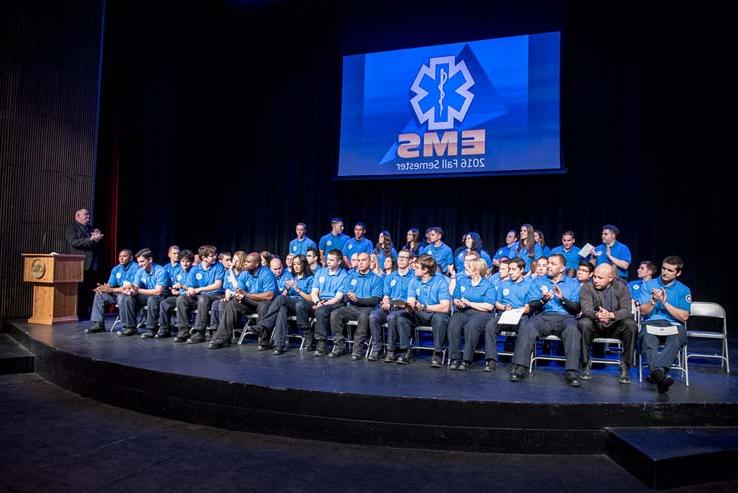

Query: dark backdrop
[95,1,732,316]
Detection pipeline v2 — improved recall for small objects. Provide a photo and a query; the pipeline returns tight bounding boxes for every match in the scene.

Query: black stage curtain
[96,1,731,316]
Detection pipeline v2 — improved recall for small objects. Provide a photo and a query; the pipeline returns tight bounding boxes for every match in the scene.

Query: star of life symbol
[410,56,474,131]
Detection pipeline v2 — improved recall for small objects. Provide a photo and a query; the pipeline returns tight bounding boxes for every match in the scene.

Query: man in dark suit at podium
[64,208,104,318]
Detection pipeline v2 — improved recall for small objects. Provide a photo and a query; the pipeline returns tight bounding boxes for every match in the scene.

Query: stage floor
[11,319,737,405]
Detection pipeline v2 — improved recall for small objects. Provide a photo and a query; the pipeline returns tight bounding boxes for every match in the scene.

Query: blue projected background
[338,32,561,178]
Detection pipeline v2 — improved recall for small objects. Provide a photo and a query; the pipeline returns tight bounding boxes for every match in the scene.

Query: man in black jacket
[578,264,636,383]
[64,208,104,318]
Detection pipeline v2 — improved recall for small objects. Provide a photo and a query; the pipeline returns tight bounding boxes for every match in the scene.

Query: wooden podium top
[22,254,85,259]
[22,254,85,284]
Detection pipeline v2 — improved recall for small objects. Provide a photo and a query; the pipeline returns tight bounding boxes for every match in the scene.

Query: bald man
[578,264,636,383]
[65,208,104,317]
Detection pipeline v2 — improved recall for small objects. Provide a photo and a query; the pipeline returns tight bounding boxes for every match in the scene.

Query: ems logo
[293,246,297,251]
[348,244,353,249]
[350,279,357,286]
[116,273,121,279]
[503,288,510,296]
[410,56,475,130]
[633,285,640,290]
[196,273,203,281]
[460,286,466,292]
[686,295,692,303]
[327,241,332,246]
[390,280,397,287]
[319,276,325,284]
[416,288,421,296]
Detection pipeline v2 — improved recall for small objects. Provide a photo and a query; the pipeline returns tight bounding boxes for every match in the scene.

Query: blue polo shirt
[453,276,496,304]
[133,264,170,290]
[593,241,632,279]
[274,270,293,292]
[509,242,544,272]
[107,262,139,287]
[342,270,383,300]
[342,237,373,258]
[171,265,190,288]
[550,245,582,271]
[497,277,532,308]
[312,267,348,300]
[628,279,646,299]
[223,269,240,292]
[419,241,454,272]
[407,273,451,307]
[638,278,692,325]
[453,249,493,273]
[526,275,581,315]
[239,266,278,294]
[384,269,415,301]
[186,262,226,295]
[164,262,179,280]
[289,237,317,256]
[376,248,398,269]
[287,274,314,298]
[489,272,505,289]
[319,232,350,255]
[492,244,514,263]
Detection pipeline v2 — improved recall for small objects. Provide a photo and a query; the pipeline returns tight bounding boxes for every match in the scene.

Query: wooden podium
[22,254,84,324]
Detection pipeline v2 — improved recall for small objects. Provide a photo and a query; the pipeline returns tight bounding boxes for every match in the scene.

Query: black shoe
[430,353,442,368]
[384,352,396,363]
[648,367,665,385]
[208,339,230,349]
[449,360,461,370]
[657,374,674,394]
[258,343,273,351]
[328,343,346,358]
[174,328,190,343]
[85,322,105,334]
[301,331,315,351]
[186,332,205,344]
[117,327,138,337]
[367,350,381,361]
[313,339,328,356]
[581,361,592,381]
[205,329,215,341]
[350,352,363,361]
[618,363,631,384]
[396,350,413,365]
[510,365,526,382]
[565,371,581,387]
[272,346,285,355]
[458,361,470,371]
[141,329,156,339]
[155,328,171,339]
[484,360,497,372]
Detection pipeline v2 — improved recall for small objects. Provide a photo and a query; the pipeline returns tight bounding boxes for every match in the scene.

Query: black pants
[513,312,581,371]
[330,305,374,347]
[396,311,450,353]
[483,314,527,362]
[213,298,270,342]
[176,294,223,331]
[447,310,493,362]
[578,316,637,366]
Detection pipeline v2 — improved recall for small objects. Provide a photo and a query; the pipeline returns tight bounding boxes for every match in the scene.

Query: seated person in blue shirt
[349,252,359,271]
[576,262,594,286]
[207,251,247,340]
[531,257,548,279]
[591,224,631,279]
[374,230,398,270]
[453,232,493,273]
[489,258,510,289]
[484,257,532,371]
[370,249,414,363]
[289,223,318,257]
[118,248,170,337]
[342,222,373,268]
[319,217,350,266]
[492,230,518,267]
[311,249,349,356]
[328,252,384,359]
[156,249,194,339]
[510,224,543,273]
[86,249,138,333]
[419,226,454,274]
[628,260,656,299]
[305,246,321,273]
[403,228,422,257]
[219,252,232,270]
[260,254,315,354]
[637,256,691,393]
[534,229,551,257]
[447,257,496,371]
[509,254,583,387]
[163,245,180,280]
[381,255,397,278]
[175,245,225,344]
[550,231,581,272]
[209,252,277,349]
[397,254,452,367]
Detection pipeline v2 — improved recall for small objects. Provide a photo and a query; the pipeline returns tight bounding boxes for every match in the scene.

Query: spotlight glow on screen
[338,32,561,179]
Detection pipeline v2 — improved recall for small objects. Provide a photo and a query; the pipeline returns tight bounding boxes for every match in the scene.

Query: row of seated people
[86,242,691,393]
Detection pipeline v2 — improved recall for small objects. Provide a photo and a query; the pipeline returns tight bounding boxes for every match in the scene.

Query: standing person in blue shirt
[118,249,170,337]
[163,245,180,281]
[370,250,415,363]
[319,218,350,266]
[453,232,493,273]
[447,257,496,370]
[342,222,373,268]
[419,226,454,274]
[397,254,452,368]
[311,249,349,356]
[628,260,656,299]
[484,257,532,371]
[638,256,692,393]
[550,231,581,271]
[510,224,543,273]
[208,252,276,349]
[492,230,518,267]
[289,223,317,257]
[509,254,583,387]
[328,252,384,359]
[534,230,551,257]
[374,230,398,269]
[591,224,632,279]
[156,249,194,339]
[85,249,138,334]
[175,245,225,344]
